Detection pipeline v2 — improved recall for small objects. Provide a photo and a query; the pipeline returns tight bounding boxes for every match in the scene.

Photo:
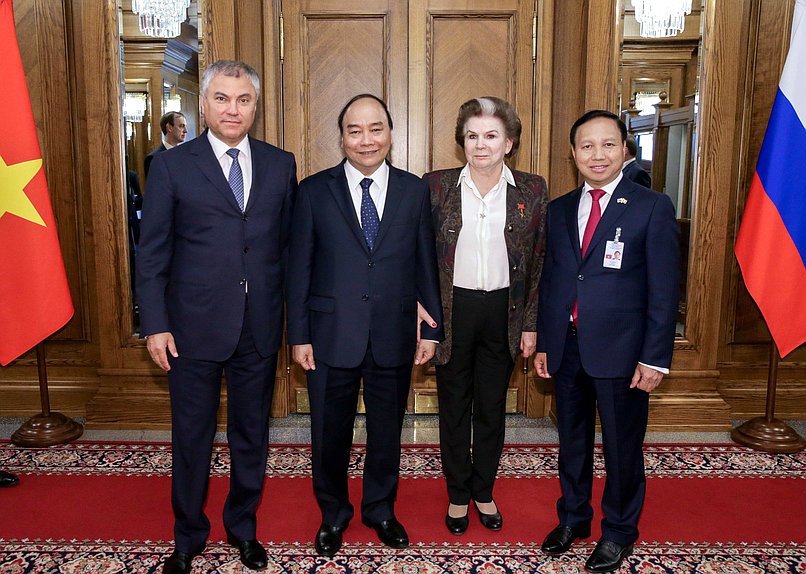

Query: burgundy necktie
[572,188,606,325]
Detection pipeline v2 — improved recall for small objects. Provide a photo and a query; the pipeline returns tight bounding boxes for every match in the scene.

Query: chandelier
[632,0,692,38]
[123,93,147,123]
[131,0,191,38]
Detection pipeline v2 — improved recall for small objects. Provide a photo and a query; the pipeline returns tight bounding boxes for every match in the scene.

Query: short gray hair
[201,60,261,100]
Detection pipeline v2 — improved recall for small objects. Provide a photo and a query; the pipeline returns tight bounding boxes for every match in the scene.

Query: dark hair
[569,109,627,147]
[625,135,638,158]
[454,97,521,157]
[159,111,185,135]
[337,94,393,134]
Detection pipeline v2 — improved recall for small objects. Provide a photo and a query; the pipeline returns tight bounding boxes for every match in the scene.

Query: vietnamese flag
[735,0,806,357]
[0,0,73,365]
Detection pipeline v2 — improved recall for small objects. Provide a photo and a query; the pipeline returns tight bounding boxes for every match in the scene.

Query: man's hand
[630,363,664,392]
[414,340,436,365]
[416,301,438,343]
[534,352,550,378]
[146,331,178,371]
[292,344,316,371]
[520,331,536,358]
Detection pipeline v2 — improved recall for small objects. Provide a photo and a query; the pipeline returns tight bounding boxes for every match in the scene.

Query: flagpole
[730,341,806,453]
[10,342,83,447]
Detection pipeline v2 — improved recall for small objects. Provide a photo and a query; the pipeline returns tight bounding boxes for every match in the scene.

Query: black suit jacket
[143,143,167,180]
[286,161,443,368]
[622,160,652,189]
[137,131,297,360]
[537,177,679,378]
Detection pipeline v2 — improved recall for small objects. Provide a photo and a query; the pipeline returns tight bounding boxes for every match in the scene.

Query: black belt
[453,286,508,298]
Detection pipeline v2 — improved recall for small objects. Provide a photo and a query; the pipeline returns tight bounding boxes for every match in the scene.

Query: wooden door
[281,0,537,414]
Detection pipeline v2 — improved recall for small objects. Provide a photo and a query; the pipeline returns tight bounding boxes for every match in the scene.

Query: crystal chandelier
[131,0,191,38]
[123,93,147,123]
[632,0,692,38]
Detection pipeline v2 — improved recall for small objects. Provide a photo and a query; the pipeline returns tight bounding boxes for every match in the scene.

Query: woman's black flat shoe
[474,501,503,531]
[445,512,469,535]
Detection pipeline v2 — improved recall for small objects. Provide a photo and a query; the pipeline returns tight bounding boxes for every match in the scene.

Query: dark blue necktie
[226,148,245,211]
[360,177,380,250]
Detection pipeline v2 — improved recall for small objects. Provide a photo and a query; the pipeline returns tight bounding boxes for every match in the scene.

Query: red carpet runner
[1,442,804,572]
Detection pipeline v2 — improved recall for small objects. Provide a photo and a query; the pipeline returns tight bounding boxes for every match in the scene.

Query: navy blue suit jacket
[286,161,444,369]
[536,178,679,378]
[143,143,167,181]
[622,160,652,189]
[137,131,297,361]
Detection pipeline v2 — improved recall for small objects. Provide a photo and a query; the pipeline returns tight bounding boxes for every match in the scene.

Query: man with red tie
[534,110,679,573]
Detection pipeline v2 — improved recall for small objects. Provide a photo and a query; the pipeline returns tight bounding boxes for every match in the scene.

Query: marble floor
[2,414,805,446]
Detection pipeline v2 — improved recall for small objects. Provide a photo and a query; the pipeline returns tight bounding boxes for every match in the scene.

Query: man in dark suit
[622,135,652,189]
[534,110,679,573]
[144,111,187,180]
[137,60,297,574]
[286,94,443,557]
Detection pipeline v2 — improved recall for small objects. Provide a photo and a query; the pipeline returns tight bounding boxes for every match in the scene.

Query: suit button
[511,304,516,310]
[243,247,249,253]
[578,274,584,281]
[512,265,518,272]
[368,261,375,268]
[242,215,248,221]
[507,225,513,232]
[362,294,369,301]
[239,279,246,286]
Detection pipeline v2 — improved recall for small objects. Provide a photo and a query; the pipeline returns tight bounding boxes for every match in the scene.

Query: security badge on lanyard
[603,227,623,269]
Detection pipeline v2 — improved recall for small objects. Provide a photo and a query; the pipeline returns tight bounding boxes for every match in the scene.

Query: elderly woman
[423,97,548,535]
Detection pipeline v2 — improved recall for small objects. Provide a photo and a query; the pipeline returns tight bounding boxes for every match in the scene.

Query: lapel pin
[617,197,628,204]
[517,202,526,219]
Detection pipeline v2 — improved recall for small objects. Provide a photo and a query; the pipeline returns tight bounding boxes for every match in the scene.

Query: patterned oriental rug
[0,442,804,573]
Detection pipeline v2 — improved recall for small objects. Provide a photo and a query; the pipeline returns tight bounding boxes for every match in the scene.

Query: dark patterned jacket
[425,167,548,365]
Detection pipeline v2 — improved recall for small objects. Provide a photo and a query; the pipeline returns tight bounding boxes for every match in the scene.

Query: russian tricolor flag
[735,0,806,357]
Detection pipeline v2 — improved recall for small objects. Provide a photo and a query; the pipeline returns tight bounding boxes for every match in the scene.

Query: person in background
[423,96,548,535]
[144,111,188,180]
[535,110,679,573]
[622,135,652,189]
[0,470,19,487]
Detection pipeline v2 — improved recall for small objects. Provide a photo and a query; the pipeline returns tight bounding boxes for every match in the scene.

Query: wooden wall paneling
[533,0,554,179]
[262,0,282,144]
[547,0,585,199]
[582,0,621,113]
[283,0,405,178]
[408,0,535,175]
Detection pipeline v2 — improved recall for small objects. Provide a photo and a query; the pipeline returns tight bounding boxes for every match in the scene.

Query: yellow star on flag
[0,153,46,227]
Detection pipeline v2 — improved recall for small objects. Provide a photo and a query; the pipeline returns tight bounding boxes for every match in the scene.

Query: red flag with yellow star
[0,0,73,365]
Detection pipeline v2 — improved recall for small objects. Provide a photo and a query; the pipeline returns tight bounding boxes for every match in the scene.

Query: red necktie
[572,188,606,325]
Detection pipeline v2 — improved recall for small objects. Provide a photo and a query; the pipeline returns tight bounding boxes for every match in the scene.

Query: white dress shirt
[207,131,253,207]
[344,160,389,222]
[453,164,513,291]
[576,172,667,374]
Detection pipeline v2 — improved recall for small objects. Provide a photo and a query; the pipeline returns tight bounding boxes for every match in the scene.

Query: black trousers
[167,311,277,554]
[553,325,649,546]
[436,287,514,505]
[307,344,412,527]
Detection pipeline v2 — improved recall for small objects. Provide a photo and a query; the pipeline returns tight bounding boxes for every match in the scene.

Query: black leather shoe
[541,524,591,555]
[473,501,502,531]
[361,517,409,549]
[314,523,344,557]
[227,535,268,570]
[162,551,196,574]
[0,471,19,488]
[445,510,469,535]
[584,539,634,573]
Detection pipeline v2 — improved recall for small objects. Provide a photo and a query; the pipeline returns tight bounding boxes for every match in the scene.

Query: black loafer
[314,523,344,557]
[227,535,268,570]
[445,511,469,535]
[162,549,202,574]
[0,471,19,488]
[584,539,634,573]
[361,517,409,548]
[473,501,502,531]
[541,524,591,555]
